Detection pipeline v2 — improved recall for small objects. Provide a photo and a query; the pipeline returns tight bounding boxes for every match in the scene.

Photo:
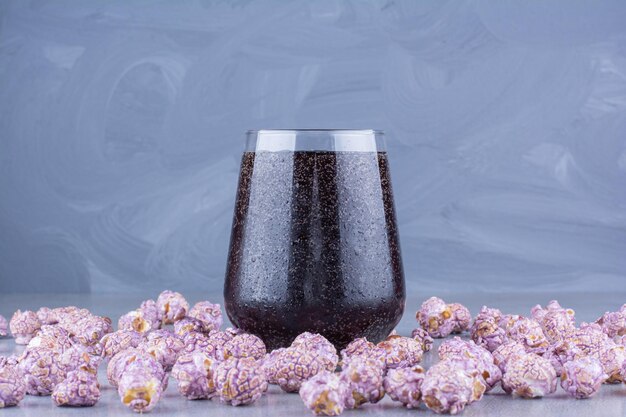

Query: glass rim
[245,129,386,152]
[247,129,384,135]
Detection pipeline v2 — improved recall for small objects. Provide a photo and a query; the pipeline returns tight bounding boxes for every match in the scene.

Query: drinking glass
[224,129,405,349]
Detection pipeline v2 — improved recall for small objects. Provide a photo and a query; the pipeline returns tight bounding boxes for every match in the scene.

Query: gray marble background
[0,0,625,294]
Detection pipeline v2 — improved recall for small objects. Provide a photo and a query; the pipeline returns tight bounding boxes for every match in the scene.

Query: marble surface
[1,1,626,294]
[1,291,626,416]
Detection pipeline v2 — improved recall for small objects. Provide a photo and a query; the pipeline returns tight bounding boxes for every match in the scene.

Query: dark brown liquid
[224,151,405,350]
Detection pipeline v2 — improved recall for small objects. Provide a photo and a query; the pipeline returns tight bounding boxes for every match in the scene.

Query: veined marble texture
[0,0,625,294]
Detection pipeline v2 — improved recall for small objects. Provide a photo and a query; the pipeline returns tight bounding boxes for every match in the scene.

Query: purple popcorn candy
[340,357,385,408]
[292,333,338,357]
[59,344,102,374]
[118,361,163,413]
[223,333,267,360]
[0,315,7,337]
[449,303,471,334]
[171,351,217,400]
[492,340,526,373]
[118,300,162,334]
[438,337,502,391]
[18,347,66,395]
[174,317,205,338]
[411,328,434,352]
[10,310,42,345]
[118,311,151,334]
[300,371,347,416]
[141,329,185,371]
[214,357,268,406]
[599,343,626,383]
[340,338,385,368]
[52,369,101,407]
[71,316,113,347]
[596,311,626,338]
[181,331,213,355]
[107,348,166,388]
[506,317,549,355]
[383,365,425,409]
[292,332,339,370]
[539,309,576,343]
[564,326,610,357]
[531,300,575,324]
[340,338,375,360]
[0,361,26,407]
[501,353,557,398]
[101,330,144,361]
[560,357,607,399]
[27,325,73,352]
[377,335,423,369]
[206,330,235,356]
[498,314,523,333]
[470,316,507,352]
[275,348,332,393]
[543,341,585,377]
[156,290,189,324]
[477,306,503,323]
[188,301,223,333]
[262,348,288,384]
[36,307,58,325]
[416,297,455,338]
[422,361,484,415]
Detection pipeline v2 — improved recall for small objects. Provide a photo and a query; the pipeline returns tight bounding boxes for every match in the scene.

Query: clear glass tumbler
[224,129,405,349]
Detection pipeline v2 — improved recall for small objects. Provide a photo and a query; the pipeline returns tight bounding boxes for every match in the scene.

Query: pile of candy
[1,294,626,415]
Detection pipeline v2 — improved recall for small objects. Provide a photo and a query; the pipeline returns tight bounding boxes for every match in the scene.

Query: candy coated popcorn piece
[222,333,267,360]
[107,348,166,389]
[140,329,185,371]
[470,316,507,352]
[437,337,501,391]
[59,344,102,374]
[174,317,205,338]
[416,297,455,338]
[100,330,143,361]
[171,351,217,399]
[382,365,424,408]
[501,353,557,398]
[492,340,526,373]
[292,332,339,368]
[596,311,626,338]
[560,357,607,399]
[377,335,423,369]
[188,301,223,332]
[0,361,26,407]
[411,328,434,352]
[10,310,41,345]
[18,347,66,395]
[52,369,101,407]
[156,290,189,324]
[300,371,347,416]
[449,303,471,334]
[506,317,549,355]
[275,348,331,393]
[422,361,483,414]
[213,357,268,406]
[598,343,626,383]
[339,357,384,408]
[118,361,163,413]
